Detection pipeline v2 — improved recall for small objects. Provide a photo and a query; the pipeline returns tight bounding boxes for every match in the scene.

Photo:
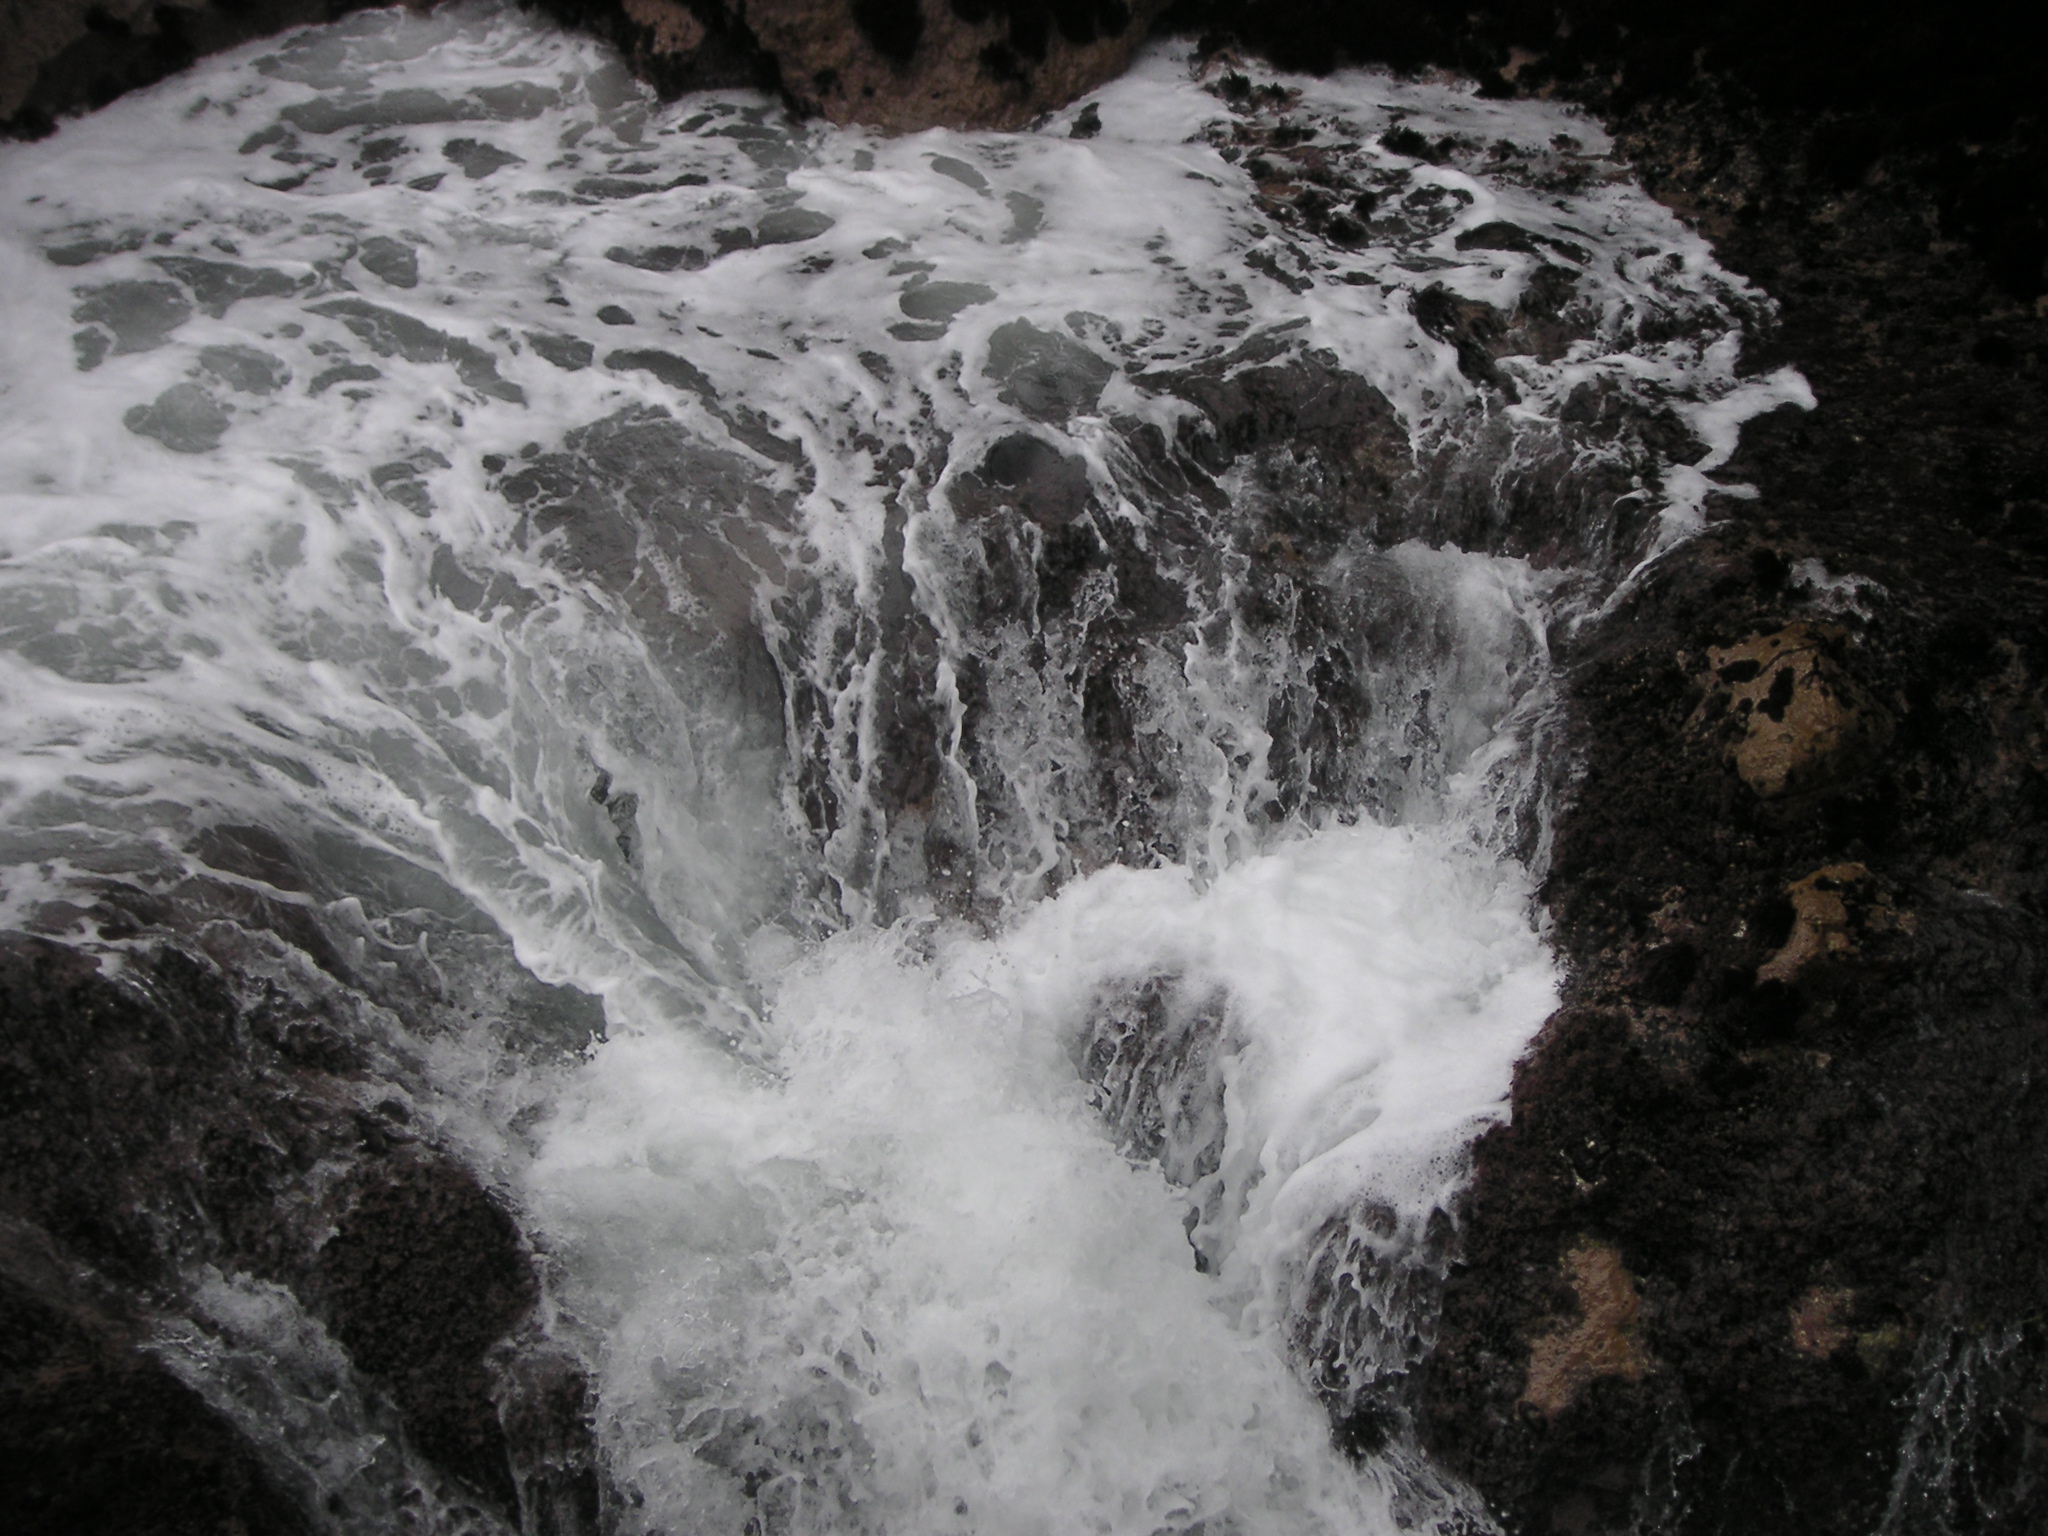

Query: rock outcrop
[5,0,1169,137]
[0,927,602,1535]
[3,0,358,135]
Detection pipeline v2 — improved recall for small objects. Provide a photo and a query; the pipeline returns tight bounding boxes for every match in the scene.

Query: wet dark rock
[1074,974,1228,1190]
[1411,283,1512,394]
[70,278,189,355]
[1404,116,2048,1528]
[562,0,1172,133]
[0,901,601,1533]
[309,297,525,403]
[198,342,290,394]
[311,1160,537,1509]
[123,382,229,453]
[1139,330,1408,548]
[1115,12,2048,1532]
[951,431,1093,528]
[2,1230,313,1536]
[357,234,420,289]
[983,317,1113,422]
[497,404,789,638]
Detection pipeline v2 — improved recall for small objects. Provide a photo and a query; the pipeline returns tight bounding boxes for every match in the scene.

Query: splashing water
[0,6,1808,1531]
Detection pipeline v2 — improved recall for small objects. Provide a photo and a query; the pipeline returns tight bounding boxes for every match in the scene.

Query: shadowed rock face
[0,928,602,1535]
[3,0,364,136]
[5,0,1168,137]
[1,1216,316,1536]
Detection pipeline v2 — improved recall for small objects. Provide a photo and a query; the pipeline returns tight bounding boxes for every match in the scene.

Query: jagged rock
[729,0,1169,132]
[1,1212,315,1536]
[7,0,1167,138]
[0,930,601,1532]
[3,0,351,134]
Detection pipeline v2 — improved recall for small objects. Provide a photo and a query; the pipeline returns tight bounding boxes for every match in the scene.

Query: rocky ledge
[4,0,1171,136]
[1189,6,2048,1532]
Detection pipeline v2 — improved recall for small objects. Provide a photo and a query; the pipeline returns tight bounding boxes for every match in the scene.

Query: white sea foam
[532,823,1549,1534]
[0,6,1809,1529]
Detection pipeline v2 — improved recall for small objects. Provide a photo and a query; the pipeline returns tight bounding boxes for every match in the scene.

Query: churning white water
[0,7,1808,1531]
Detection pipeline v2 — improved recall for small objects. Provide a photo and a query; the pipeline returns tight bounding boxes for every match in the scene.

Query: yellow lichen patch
[1521,1242,1652,1418]
[1757,864,1910,986]
[1698,624,1890,797]
[1855,1323,1912,1376]
[1789,1286,1854,1357]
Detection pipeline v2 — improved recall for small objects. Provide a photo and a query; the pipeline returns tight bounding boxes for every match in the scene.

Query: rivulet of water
[0,7,1810,1531]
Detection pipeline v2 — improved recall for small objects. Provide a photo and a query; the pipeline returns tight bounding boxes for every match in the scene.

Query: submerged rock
[123,381,229,452]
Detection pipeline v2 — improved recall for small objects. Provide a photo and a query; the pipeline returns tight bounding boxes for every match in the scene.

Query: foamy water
[0,7,1807,1530]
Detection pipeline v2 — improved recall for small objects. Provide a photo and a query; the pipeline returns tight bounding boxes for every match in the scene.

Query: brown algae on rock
[1696,623,1891,797]
[1521,1241,1652,1417]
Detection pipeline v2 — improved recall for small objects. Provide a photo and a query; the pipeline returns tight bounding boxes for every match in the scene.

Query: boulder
[718,0,1169,131]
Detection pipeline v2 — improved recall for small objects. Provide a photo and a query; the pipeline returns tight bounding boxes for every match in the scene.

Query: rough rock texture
[2,1213,316,1536]
[5,0,1169,137]
[1135,9,2048,1533]
[706,0,1168,131]
[2,0,364,135]
[1519,1243,1652,1422]
[0,924,602,1535]
[1696,624,1891,799]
